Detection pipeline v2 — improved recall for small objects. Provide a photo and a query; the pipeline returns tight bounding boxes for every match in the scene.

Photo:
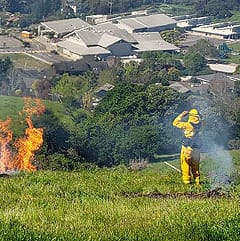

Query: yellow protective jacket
[173,112,202,148]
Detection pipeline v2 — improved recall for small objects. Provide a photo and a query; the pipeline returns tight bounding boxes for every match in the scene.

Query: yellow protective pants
[180,145,200,184]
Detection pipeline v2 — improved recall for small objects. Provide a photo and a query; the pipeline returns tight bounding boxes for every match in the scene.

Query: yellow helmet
[189,108,199,116]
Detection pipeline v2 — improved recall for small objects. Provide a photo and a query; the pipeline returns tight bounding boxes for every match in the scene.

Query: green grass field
[0,151,239,240]
[159,3,195,16]
[0,95,65,137]
[0,53,50,70]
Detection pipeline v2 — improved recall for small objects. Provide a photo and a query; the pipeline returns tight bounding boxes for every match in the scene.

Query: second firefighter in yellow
[173,109,202,185]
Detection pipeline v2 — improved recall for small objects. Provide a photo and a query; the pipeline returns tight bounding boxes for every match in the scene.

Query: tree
[6,0,22,13]
[123,61,139,82]
[188,39,219,59]
[85,71,97,90]
[183,52,207,75]
[32,78,53,99]
[167,67,181,82]
[113,125,161,163]
[0,57,12,75]
[195,0,233,19]
[51,73,80,101]
[160,29,184,46]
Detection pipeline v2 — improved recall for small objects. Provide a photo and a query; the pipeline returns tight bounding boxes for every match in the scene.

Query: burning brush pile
[0,97,45,175]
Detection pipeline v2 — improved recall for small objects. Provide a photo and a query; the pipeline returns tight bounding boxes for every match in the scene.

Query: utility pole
[108,0,113,16]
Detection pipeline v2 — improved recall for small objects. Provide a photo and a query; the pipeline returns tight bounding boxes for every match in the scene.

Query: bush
[37,153,82,171]
[228,139,240,150]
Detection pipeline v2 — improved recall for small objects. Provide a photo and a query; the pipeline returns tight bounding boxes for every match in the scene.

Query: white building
[191,22,240,39]
[175,16,211,29]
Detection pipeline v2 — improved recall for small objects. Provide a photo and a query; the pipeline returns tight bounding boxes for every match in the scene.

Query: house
[95,83,114,98]
[208,63,238,74]
[52,60,90,75]
[52,59,109,75]
[38,18,91,38]
[87,61,109,75]
[196,73,239,84]
[169,82,191,93]
[117,13,176,33]
[93,83,115,107]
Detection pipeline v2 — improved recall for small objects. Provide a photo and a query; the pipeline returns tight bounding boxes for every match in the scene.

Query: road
[0,35,70,64]
[180,32,234,48]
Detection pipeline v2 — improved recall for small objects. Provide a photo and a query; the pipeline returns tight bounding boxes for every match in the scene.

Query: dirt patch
[123,188,230,199]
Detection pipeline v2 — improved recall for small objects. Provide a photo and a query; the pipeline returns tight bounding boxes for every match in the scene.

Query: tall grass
[0,151,239,240]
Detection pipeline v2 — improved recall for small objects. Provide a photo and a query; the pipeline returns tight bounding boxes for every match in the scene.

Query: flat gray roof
[74,30,128,47]
[137,14,176,27]
[75,30,101,46]
[119,13,176,30]
[132,32,179,52]
[132,32,163,41]
[57,39,111,56]
[41,18,90,34]
[94,22,120,31]
[98,34,122,48]
[120,18,146,30]
[134,40,179,52]
[94,23,137,43]
[169,82,190,93]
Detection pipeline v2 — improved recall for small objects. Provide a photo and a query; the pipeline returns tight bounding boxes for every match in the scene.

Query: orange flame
[0,98,45,173]
[23,97,45,116]
[0,119,13,172]
[13,117,43,172]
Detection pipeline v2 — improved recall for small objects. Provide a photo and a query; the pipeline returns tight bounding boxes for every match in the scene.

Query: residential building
[52,60,90,75]
[169,82,191,93]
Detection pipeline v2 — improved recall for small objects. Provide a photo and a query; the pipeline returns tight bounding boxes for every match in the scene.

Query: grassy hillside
[0,96,240,240]
[0,151,239,241]
[0,53,50,70]
[0,95,64,136]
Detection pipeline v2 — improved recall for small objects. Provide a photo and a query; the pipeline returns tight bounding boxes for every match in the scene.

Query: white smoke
[206,144,233,189]
[188,96,234,189]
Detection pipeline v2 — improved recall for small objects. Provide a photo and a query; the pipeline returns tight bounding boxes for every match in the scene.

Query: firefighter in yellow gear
[173,109,202,185]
